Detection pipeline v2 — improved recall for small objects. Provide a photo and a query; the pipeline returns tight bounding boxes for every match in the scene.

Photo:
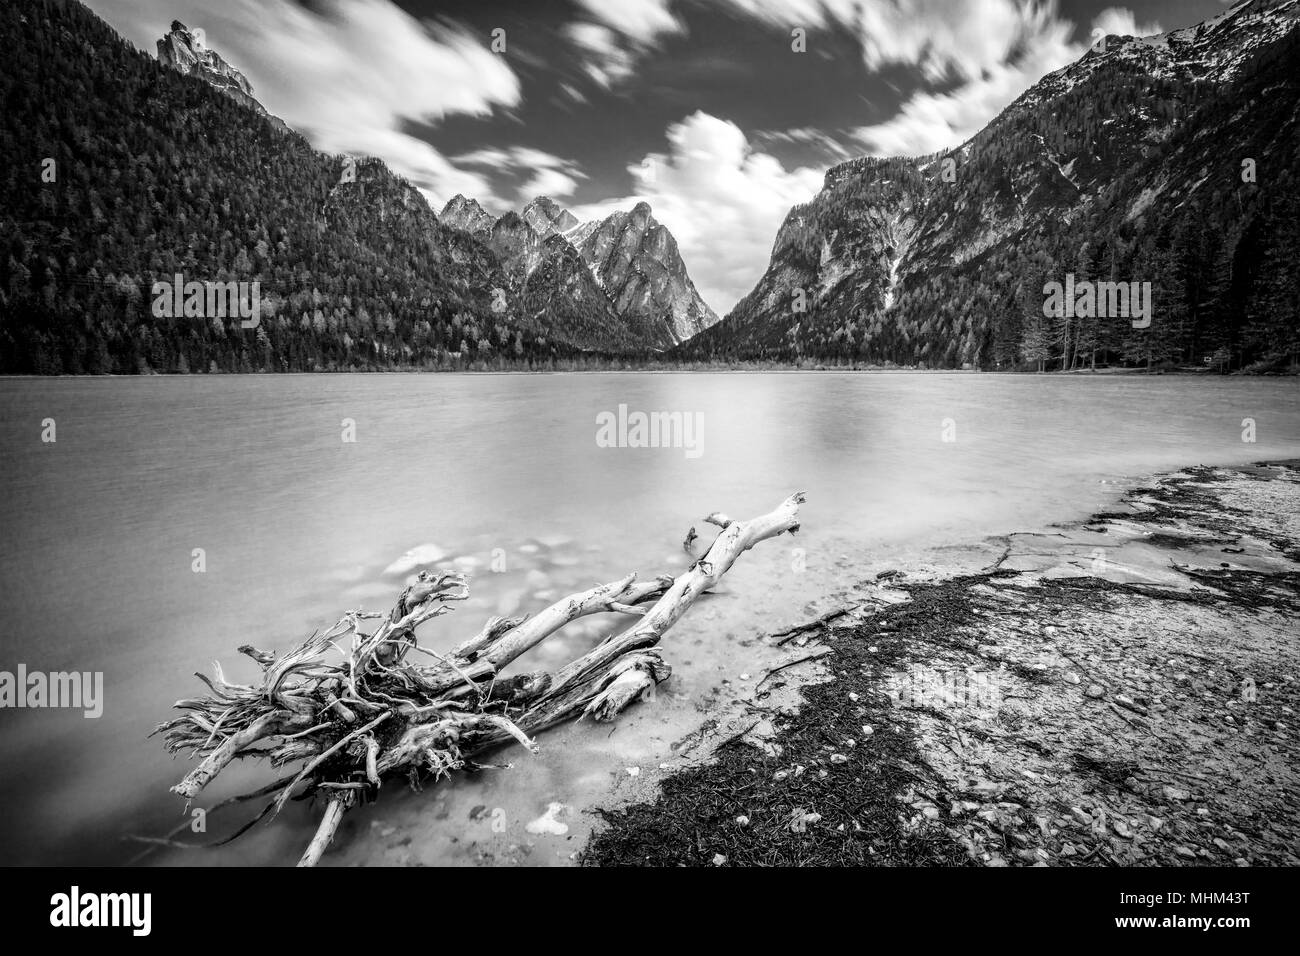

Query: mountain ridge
[439,193,720,348]
[155,19,287,132]
[683,0,1300,371]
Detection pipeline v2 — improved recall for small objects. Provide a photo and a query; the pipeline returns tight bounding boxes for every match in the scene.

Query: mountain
[440,194,496,239]
[521,196,580,238]
[486,212,543,283]
[574,201,719,345]
[441,195,719,347]
[0,0,612,372]
[480,212,632,349]
[156,20,285,131]
[521,234,641,350]
[687,0,1300,372]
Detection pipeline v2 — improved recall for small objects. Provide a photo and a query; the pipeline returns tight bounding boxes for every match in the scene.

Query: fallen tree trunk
[151,493,805,865]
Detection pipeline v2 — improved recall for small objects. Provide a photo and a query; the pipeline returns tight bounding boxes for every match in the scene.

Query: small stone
[712,853,727,866]
[739,673,751,681]
[848,692,860,702]
[830,753,849,764]
[735,815,750,827]
[1162,786,1190,802]
[625,766,640,777]
[861,725,874,736]
[773,770,789,782]
[1085,684,1105,699]
[1063,672,1081,685]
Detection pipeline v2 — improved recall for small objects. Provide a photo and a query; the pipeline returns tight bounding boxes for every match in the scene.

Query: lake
[1,371,1297,865]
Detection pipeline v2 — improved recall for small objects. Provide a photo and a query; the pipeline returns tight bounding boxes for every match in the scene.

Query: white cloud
[563,0,685,90]
[847,2,1156,158]
[755,127,855,163]
[852,7,1078,156]
[91,0,520,206]
[727,2,1158,160]
[571,112,823,315]
[1091,7,1163,39]
[562,23,639,89]
[573,0,683,44]
[722,0,1050,82]
[452,148,588,204]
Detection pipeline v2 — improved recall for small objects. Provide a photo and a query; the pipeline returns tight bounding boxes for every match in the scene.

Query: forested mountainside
[683,0,1300,372]
[0,0,622,373]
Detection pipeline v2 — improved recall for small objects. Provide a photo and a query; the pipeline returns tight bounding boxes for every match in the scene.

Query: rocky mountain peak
[521,196,580,237]
[437,192,719,348]
[575,202,718,346]
[439,194,497,238]
[156,20,282,128]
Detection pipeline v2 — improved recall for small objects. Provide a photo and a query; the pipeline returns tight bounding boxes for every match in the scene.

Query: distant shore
[3,366,1296,379]
[584,461,1300,867]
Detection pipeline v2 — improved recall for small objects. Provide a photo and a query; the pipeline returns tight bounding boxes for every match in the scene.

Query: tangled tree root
[148,493,806,865]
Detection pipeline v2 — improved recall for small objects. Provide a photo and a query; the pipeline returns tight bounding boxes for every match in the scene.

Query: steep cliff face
[521,196,580,238]
[156,20,286,130]
[439,194,497,239]
[688,0,1300,369]
[487,212,544,284]
[438,193,719,349]
[714,168,923,351]
[575,201,718,345]
[520,235,633,349]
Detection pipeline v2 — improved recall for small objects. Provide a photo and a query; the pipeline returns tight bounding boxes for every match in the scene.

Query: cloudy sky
[91,0,1232,314]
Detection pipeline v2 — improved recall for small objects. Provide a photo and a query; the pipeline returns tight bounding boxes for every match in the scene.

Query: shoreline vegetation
[583,461,1300,867]
[4,363,1298,378]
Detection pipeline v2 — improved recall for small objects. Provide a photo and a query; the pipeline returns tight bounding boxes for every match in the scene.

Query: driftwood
[152,493,805,865]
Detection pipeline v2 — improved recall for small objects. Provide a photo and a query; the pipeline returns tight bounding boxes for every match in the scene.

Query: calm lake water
[1,372,1298,866]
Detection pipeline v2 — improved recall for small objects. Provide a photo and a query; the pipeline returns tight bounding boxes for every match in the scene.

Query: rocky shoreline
[583,462,1300,866]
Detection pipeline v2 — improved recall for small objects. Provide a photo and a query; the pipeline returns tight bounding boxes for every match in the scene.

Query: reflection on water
[1,372,1298,865]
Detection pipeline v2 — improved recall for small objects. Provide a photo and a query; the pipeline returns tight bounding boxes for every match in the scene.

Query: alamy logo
[1042,273,1151,328]
[0,665,103,718]
[886,668,1001,710]
[50,886,151,936]
[151,273,261,328]
[596,404,703,459]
